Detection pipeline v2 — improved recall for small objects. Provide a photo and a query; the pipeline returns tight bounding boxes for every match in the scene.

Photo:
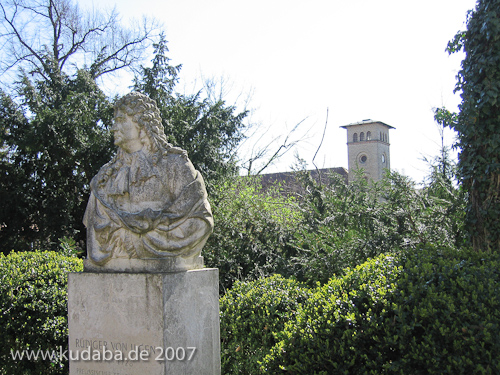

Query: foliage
[261,247,500,374]
[133,34,248,189]
[132,33,181,110]
[1,28,247,253]
[0,1,248,255]
[0,0,160,253]
[427,110,459,187]
[0,91,31,251]
[288,169,466,285]
[58,236,83,258]
[289,171,395,285]
[204,164,465,291]
[0,70,114,253]
[220,275,311,375]
[0,250,83,374]
[382,246,500,374]
[262,253,401,374]
[203,176,301,292]
[442,0,500,251]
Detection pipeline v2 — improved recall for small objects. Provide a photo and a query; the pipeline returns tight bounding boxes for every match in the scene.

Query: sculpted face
[113,111,142,153]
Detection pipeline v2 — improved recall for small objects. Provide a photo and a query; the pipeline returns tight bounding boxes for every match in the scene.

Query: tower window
[366,131,371,140]
[382,154,386,163]
[359,155,367,163]
[353,133,358,142]
[360,132,365,141]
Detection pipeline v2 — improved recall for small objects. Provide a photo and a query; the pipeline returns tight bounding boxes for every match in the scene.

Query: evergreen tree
[0,0,158,252]
[133,34,248,189]
[0,71,114,252]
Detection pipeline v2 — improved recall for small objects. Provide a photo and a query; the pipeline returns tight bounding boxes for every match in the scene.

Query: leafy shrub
[220,274,311,375]
[445,0,500,252]
[382,246,500,374]
[205,167,465,291]
[262,253,402,374]
[0,251,83,375]
[262,247,500,374]
[290,171,399,285]
[204,176,301,293]
[289,170,466,286]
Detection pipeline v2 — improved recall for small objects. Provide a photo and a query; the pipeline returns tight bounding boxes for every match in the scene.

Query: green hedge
[4,246,497,374]
[261,247,500,374]
[220,274,311,374]
[262,254,402,374]
[382,247,500,374]
[0,251,83,375]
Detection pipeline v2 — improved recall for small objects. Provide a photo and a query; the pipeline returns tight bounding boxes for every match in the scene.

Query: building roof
[260,167,348,196]
[340,119,395,129]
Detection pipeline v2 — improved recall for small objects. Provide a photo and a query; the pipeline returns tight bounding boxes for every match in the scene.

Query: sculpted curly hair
[114,92,186,161]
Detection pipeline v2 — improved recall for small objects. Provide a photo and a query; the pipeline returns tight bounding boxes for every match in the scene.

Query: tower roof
[340,119,395,129]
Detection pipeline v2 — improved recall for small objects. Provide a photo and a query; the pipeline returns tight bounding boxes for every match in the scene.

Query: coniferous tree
[0,71,114,252]
[0,0,158,252]
[133,34,248,190]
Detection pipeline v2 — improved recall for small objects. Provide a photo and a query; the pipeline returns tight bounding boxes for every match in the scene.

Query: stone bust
[83,92,213,270]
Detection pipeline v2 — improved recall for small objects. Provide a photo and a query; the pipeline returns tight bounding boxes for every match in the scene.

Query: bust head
[113,92,172,157]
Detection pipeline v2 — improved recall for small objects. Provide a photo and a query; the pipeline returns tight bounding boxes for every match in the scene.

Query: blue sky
[81,0,477,182]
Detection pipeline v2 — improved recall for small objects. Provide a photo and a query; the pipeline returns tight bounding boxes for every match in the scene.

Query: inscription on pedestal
[68,269,220,375]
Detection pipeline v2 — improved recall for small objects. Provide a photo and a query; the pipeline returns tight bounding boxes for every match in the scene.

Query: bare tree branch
[0,1,50,75]
[254,119,307,175]
[0,0,159,85]
[239,117,312,176]
[311,107,329,185]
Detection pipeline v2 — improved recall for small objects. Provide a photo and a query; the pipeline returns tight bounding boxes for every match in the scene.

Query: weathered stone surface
[68,269,220,375]
[83,92,213,272]
[83,256,204,273]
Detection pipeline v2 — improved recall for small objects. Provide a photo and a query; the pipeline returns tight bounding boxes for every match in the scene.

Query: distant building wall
[260,167,348,196]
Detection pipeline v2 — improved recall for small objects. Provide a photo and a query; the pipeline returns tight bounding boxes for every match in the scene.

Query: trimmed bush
[262,247,500,374]
[262,254,402,374]
[220,274,311,374]
[0,251,83,375]
[382,247,500,374]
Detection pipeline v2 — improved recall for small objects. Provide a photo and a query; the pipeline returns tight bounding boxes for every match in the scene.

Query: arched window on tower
[360,132,365,141]
[353,133,358,142]
[366,131,371,140]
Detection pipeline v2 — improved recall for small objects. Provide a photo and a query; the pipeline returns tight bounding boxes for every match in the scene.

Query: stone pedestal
[68,269,220,375]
